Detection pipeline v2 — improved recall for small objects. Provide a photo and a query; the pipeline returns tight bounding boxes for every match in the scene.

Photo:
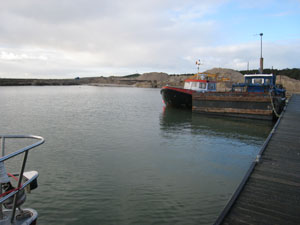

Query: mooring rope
[269,90,280,118]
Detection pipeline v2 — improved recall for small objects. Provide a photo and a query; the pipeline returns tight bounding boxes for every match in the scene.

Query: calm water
[0,86,273,225]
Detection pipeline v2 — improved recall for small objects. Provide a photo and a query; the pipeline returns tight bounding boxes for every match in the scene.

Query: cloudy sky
[0,0,299,78]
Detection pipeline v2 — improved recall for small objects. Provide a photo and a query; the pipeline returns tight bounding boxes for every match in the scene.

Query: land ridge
[1,68,299,94]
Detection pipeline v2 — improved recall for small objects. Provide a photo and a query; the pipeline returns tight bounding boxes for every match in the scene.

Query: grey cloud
[0,0,299,78]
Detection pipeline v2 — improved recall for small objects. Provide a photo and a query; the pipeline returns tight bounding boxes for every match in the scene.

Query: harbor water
[0,86,273,225]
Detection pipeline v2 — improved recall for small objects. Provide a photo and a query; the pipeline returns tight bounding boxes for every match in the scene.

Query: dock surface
[215,94,300,225]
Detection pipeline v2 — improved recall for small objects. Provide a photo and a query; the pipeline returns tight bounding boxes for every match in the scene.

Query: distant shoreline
[0,78,85,86]
[0,77,160,88]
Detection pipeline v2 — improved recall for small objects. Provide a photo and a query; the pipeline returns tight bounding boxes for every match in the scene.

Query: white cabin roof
[244,74,273,77]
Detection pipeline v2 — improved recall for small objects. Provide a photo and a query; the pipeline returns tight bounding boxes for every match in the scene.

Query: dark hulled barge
[192,74,286,120]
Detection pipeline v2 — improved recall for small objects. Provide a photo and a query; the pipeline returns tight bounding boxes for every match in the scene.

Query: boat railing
[0,135,44,223]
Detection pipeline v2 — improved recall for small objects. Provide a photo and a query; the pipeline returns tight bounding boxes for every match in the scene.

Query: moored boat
[161,73,217,109]
[192,73,286,120]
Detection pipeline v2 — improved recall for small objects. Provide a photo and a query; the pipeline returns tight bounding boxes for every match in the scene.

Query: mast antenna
[195,59,202,74]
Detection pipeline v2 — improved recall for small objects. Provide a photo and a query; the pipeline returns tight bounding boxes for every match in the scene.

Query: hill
[133,68,300,94]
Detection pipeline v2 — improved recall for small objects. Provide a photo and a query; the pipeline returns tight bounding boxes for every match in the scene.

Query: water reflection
[160,107,273,144]
[159,107,274,225]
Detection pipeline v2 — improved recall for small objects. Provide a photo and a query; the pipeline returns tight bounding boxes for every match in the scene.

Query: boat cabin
[184,74,216,92]
[244,74,275,92]
[232,74,285,97]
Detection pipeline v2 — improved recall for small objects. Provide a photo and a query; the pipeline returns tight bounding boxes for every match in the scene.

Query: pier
[214,94,300,225]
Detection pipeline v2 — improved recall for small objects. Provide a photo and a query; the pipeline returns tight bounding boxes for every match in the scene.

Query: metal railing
[0,135,44,223]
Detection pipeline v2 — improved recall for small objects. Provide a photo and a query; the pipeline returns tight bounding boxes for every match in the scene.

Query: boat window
[208,83,216,90]
[253,78,263,84]
[264,78,270,84]
[194,82,199,88]
[199,82,206,89]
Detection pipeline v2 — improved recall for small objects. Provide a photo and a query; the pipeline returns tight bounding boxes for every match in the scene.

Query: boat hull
[192,92,285,120]
[161,87,195,109]
[1,208,37,225]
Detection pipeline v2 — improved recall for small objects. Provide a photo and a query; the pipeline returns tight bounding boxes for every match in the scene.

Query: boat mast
[196,59,201,74]
[195,59,202,79]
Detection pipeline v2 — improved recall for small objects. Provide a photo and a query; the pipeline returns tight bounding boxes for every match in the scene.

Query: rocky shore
[1,68,299,94]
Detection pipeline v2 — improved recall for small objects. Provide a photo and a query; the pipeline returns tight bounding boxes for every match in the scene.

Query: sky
[0,0,299,78]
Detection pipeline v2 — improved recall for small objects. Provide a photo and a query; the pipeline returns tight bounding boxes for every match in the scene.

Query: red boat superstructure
[161,73,217,109]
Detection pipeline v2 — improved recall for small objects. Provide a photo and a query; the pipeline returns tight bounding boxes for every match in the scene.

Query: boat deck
[215,94,300,225]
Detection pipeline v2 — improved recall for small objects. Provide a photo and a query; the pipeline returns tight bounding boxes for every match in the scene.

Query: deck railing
[0,135,44,223]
